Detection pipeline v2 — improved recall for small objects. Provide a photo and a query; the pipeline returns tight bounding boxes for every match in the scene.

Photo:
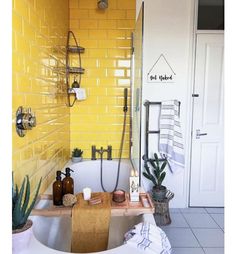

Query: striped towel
[124,222,172,254]
[159,100,185,173]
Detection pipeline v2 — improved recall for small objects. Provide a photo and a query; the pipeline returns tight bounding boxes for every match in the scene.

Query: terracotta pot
[12,220,33,254]
[152,186,167,201]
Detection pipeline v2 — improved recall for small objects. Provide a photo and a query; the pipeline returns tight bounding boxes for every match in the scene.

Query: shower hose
[100,90,128,192]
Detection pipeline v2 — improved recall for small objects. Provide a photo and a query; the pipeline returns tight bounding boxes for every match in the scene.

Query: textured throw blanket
[124,222,172,254]
[159,100,185,173]
[71,192,111,253]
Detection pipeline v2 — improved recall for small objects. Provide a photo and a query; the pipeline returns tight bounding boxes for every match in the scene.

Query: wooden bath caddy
[31,193,154,217]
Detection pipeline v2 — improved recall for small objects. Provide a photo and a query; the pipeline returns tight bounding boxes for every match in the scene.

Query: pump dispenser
[62,167,74,195]
[53,171,63,206]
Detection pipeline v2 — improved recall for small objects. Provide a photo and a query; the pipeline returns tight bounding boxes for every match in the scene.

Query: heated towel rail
[143,100,181,161]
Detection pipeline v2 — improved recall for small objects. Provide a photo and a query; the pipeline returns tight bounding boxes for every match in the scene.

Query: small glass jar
[112,189,126,203]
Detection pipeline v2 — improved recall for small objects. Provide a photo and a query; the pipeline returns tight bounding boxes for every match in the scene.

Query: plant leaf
[24,177,42,221]
[160,160,167,172]
[22,175,30,215]
[142,172,157,186]
[12,172,14,197]
[144,163,151,175]
[153,169,160,180]
[149,159,157,171]
[12,177,26,229]
[159,172,166,186]
[143,154,148,161]
[154,153,160,171]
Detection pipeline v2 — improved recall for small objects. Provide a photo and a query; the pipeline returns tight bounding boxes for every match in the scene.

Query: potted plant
[71,148,83,162]
[143,153,168,201]
[12,174,42,254]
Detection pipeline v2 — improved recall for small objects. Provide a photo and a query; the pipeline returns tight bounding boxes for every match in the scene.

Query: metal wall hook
[16,106,37,137]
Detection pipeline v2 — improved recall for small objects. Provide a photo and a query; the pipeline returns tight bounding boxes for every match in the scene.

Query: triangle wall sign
[147,54,176,83]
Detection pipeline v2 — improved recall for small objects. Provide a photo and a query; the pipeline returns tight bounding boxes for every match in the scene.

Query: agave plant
[143,153,167,188]
[72,148,83,157]
[12,174,42,230]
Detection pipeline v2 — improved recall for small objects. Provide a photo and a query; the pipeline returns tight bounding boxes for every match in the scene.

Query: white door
[190,33,224,207]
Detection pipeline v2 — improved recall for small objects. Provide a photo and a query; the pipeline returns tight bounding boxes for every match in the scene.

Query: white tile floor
[155,207,224,254]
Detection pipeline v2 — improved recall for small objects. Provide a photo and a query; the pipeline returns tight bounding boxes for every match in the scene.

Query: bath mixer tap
[91,145,112,160]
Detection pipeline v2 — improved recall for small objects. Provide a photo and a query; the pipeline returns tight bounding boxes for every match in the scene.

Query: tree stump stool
[152,190,174,226]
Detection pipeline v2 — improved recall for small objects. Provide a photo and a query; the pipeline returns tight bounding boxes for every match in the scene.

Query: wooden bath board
[31,193,155,217]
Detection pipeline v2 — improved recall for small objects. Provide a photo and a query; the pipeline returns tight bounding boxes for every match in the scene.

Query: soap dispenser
[62,167,74,195]
[53,171,63,206]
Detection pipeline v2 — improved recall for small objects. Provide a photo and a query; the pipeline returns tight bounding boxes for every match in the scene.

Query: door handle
[196,129,207,139]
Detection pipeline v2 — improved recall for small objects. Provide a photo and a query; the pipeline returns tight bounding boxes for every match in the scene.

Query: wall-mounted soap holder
[68,88,86,101]
[16,106,36,137]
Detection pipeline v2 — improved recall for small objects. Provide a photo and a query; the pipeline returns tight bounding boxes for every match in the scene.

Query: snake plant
[12,174,42,230]
[143,153,167,188]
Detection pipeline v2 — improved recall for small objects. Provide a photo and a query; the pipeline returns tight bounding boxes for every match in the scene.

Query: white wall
[139,0,195,207]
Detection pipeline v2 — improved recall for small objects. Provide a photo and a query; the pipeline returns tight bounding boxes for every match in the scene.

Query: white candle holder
[130,170,139,202]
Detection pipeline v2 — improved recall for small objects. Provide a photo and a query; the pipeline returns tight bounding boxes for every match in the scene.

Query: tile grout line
[180,209,206,254]
[161,226,224,229]
[163,208,224,251]
[206,211,224,233]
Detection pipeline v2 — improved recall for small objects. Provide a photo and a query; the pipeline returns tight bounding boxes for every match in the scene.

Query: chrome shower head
[98,0,108,9]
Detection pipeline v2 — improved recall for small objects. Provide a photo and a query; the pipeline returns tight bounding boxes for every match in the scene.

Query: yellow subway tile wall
[69,0,135,158]
[12,0,70,193]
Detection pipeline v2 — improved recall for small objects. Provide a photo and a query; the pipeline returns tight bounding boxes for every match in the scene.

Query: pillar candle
[83,187,92,200]
[130,170,139,202]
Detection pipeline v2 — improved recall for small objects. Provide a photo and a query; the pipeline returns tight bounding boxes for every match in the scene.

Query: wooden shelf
[31,192,154,217]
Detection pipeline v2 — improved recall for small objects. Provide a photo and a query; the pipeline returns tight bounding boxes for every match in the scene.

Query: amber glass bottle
[62,167,74,195]
[53,171,63,206]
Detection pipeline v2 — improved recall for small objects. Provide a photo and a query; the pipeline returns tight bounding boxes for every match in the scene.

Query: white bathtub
[25,159,167,254]
[70,159,131,193]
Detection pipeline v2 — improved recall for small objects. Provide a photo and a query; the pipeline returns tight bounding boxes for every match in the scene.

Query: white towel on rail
[124,222,172,254]
[159,100,185,173]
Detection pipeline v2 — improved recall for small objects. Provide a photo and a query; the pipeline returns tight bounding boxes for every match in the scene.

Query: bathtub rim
[27,213,156,254]
[64,158,133,168]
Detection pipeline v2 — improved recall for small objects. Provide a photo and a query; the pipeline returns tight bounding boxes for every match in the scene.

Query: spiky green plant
[12,174,42,230]
[143,153,167,188]
[72,148,83,157]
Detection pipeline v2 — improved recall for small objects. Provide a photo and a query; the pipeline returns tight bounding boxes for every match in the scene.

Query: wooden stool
[152,190,174,226]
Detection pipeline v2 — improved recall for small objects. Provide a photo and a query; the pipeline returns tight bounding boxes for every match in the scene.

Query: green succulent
[72,148,83,157]
[142,153,167,188]
[12,174,42,230]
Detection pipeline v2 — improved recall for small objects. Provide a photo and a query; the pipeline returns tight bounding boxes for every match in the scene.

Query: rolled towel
[124,222,172,254]
[126,233,171,254]
[132,222,162,240]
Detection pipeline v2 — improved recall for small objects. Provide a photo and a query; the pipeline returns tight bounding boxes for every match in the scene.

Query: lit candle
[131,169,135,177]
